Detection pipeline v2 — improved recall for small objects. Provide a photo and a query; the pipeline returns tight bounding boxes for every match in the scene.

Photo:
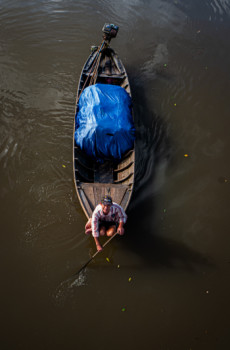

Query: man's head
[101,195,113,214]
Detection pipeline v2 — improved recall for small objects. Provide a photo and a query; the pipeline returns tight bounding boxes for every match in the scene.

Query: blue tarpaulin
[75,84,135,160]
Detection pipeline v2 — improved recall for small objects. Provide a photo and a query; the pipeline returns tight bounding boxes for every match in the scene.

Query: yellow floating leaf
[117,264,120,268]
[62,164,66,168]
[106,257,110,263]
[174,103,177,107]
[128,277,132,282]
[184,154,189,157]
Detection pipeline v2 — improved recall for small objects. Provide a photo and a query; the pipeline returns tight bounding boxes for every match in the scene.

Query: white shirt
[91,202,127,237]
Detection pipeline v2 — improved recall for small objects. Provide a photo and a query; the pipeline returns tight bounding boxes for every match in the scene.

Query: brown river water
[1,1,230,349]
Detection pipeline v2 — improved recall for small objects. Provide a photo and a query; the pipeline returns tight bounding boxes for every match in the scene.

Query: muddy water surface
[1,0,230,349]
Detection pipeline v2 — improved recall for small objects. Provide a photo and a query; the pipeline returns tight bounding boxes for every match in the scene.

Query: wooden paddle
[74,232,118,276]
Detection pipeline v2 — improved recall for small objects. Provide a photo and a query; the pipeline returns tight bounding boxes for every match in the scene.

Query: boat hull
[73,44,135,219]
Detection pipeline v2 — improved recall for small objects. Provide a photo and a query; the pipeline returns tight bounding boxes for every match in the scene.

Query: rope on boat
[89,51,102,86]
[75,39,106,106]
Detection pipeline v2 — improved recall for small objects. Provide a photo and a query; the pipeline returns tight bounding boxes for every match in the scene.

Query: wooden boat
[73,24,135,219]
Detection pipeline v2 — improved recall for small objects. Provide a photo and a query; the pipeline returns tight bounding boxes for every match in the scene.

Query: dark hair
[101,195,112,205]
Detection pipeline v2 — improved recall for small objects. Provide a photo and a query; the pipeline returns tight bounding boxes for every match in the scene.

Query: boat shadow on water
[121,77,214,272]
[124,207,214,272]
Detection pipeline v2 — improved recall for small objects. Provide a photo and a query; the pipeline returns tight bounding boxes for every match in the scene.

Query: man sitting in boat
[85,195,127,252]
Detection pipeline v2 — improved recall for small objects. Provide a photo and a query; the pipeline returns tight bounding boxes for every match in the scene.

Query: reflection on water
[1,0,230,349]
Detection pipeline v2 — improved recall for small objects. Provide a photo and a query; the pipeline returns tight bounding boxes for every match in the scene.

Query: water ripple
[176,0,230,22]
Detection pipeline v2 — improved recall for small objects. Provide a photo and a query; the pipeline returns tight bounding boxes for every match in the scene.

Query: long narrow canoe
[73,25,135,219]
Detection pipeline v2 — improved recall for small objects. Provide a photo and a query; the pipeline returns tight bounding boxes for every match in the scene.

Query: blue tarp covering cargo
[75,84,135,160]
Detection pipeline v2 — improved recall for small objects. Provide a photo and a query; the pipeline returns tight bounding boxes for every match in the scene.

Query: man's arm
[94,236,103,252]
[117,221,125,235]
[92,207,103,252]
[113,204,127,235]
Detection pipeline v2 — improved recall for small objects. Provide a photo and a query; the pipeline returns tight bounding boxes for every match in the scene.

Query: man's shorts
[99,221,118,230]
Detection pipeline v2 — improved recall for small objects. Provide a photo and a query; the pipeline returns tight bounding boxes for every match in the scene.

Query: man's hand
[117,224,125,236]
[96,243,103,252]
[94,237,103,252]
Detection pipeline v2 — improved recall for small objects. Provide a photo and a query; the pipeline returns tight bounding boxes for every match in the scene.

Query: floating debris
[184,154,189,157]
[121,307,126,312]
[205,290,210,294]
[174,103,177,107]
[197,30,201,34]
[163,208,167,213]
[117,264,120,268]
[106,257,110,263]
[164,63,167,67]
[62,164,66,168]
[218,177,228,183]
[128,277,132,282]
